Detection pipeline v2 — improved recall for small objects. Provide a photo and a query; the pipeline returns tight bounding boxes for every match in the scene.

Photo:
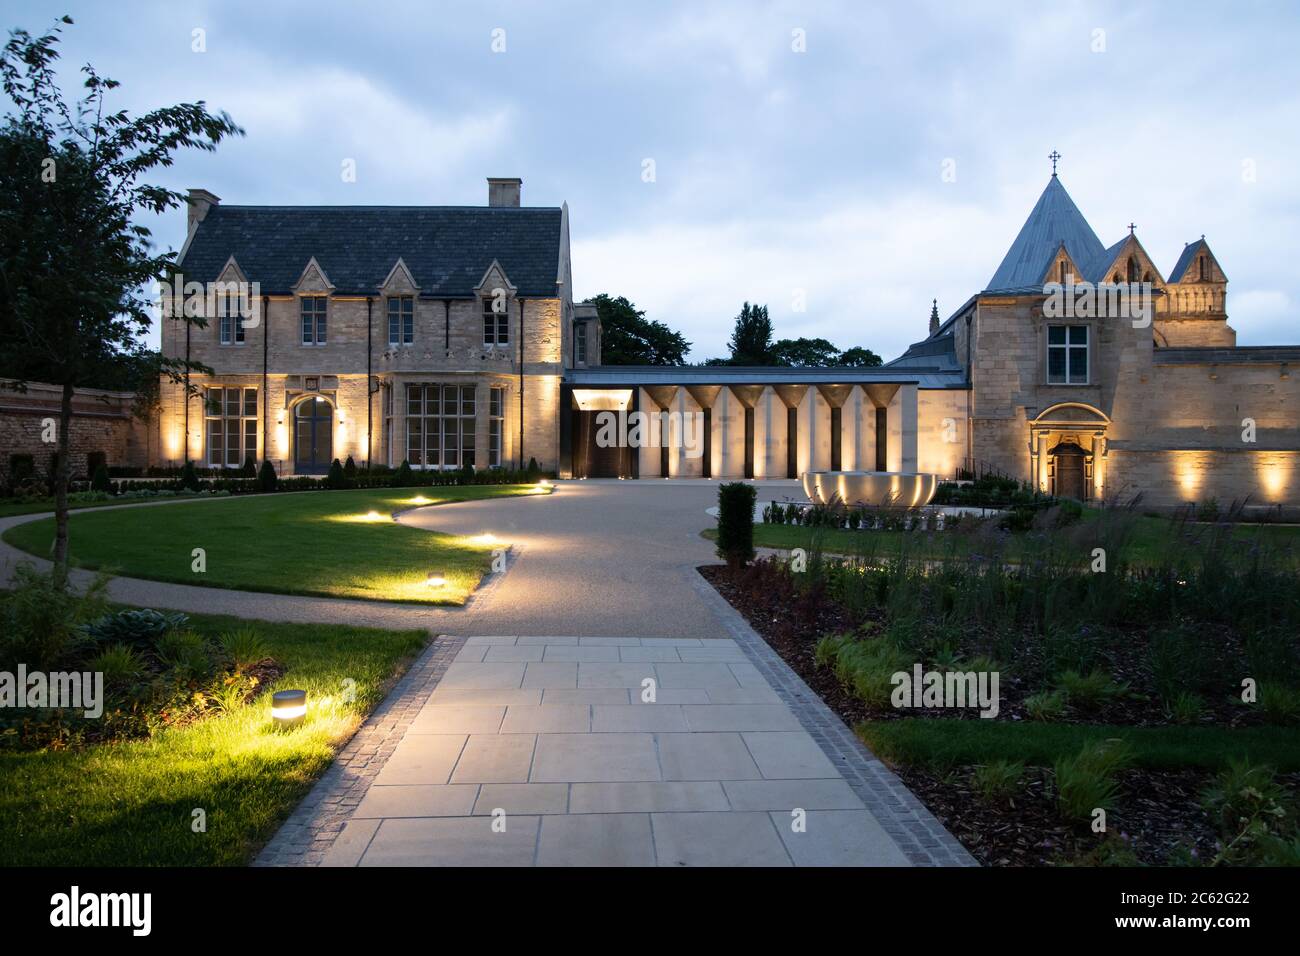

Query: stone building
[159,178,588,475]
[134,169,1298,511]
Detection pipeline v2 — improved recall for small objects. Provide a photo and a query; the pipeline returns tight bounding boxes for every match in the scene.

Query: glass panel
[245,419,257,461]
[427,414,440,463]
[462,418,475,469]
[1047,348,1065,383]
[497,313,509,344]
[1069,325,1088,345]
[407,418,422,466]
[388,301,399,344]
[314,418,331,463]
[225,388,240,417]
[226,420,240,466]
[220,313,231,344]
[296,422,312,462]
[316,307,327,344]
[444,419,458,467]
[244,388,257,417]
[1069,347,1088,382]
[1047,326,1066,345]
[461,386,475,416]
[407,385,422,416]
[426,385,440,416]
[208,421,222,465]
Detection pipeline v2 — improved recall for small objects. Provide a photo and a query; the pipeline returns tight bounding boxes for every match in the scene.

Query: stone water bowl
[801,470,940,508]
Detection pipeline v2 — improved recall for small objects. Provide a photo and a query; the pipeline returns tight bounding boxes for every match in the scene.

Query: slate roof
[1166,238,1224,283]
[567,364,968,390]
[986,177,1106,292]
[178,205,564,297]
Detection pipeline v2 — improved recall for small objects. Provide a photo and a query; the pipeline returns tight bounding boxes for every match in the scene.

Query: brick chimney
[487,177,522,207]
[186,188,221,234]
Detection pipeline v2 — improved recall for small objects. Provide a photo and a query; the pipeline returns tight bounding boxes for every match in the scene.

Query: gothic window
[387,296,414,346]
[301,296,327,345]
[482,294,509,346]
[1126,256,1139,283]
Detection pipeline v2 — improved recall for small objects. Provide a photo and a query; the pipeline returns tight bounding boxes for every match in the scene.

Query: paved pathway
[0,482,974,866]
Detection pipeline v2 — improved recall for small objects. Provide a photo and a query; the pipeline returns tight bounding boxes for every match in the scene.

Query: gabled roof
[986,177,1106,292]
[1167,238,1226,283]
[178,205,564,297]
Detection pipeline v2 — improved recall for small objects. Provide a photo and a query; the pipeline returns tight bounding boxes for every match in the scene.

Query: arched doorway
[294,397,334,474]
[1049,440,1087,500]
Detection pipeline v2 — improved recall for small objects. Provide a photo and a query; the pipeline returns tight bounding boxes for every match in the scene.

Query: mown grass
[704,512,1300,567]
[3,485,547,604]
[858,718,1300,772]
[0,610,427,866]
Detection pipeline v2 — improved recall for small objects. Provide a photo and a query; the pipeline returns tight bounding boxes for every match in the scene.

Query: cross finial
[1129,222,1136,235]
[1049,150,1061,176]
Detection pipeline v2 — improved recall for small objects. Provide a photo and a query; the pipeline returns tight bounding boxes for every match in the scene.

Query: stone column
[887,384,918,473]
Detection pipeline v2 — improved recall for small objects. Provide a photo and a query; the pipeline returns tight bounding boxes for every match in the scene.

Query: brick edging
[253,633,468,867]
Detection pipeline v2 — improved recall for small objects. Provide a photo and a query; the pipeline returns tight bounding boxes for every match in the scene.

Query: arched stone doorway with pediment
[1028,402,1111,500]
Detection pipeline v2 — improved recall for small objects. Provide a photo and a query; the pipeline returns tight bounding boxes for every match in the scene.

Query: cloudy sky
[4,0,1298,360]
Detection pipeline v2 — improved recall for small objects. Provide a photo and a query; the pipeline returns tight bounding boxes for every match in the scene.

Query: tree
[771,336,840,367]
[725,302,774,365]
[0,17,241,583]
[837,346,883,367]
[587,293,690,365]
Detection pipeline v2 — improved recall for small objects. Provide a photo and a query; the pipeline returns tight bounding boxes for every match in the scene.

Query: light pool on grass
[0,611,427,866]
[2,485,546,605]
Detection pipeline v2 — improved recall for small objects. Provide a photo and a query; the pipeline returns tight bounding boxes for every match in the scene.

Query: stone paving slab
[261,632,976,867]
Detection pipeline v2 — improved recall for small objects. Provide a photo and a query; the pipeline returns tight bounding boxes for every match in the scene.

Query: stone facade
[0,380,153,482]
[155,180,579,475]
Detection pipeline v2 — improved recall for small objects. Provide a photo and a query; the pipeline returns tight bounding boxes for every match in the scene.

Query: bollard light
[272,689,307,729]
[426,571,448,589]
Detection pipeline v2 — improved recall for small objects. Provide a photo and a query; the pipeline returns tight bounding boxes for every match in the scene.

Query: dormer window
[388,295,414,346]
[483,294,509,346]
[218,298,246,345]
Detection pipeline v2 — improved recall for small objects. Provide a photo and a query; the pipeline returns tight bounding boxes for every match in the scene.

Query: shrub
[814,634,850,669]
[1165,691,1205,725]
[326,458,346,489]
[1024,690,1066,722]
[7,452,36,486]
[218,627,268,671]
[87,643,145,688]
[1055,669,1125,712]
[257,459,278,493]
[1201,760,1286,836]
[90,462,112,493]
[179,459,201,492]
[392,459,414,488]
[829,637,911,709]
[1257,683,1300,726]
[715,482,757,569]
[0,565,110,671]
[526,456,541,481]
[80,608,189,651]
[343,455,358,479]
[972,760,1024,803]
[154,630,213,681]
[1053,739,1131,822]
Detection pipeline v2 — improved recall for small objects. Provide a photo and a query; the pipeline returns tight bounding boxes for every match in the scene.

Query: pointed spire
[929,299,940,336]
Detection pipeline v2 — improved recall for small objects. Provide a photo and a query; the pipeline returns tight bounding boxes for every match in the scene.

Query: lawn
[859,718,1300,772]
[704,509,1300,567]
[0,492,210,519]
[3,484,547,604]
[0,610,427,866]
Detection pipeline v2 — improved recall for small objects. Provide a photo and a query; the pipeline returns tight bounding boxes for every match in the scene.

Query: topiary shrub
[391,459,414,488]
[715,481,757,569]
[179,459,201,492]
[343,455,357,479]
[326,458,346,489]
[240,454,257,478]
[257,459,278,493]
[90,462,112,493]
[526,456,541,481]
